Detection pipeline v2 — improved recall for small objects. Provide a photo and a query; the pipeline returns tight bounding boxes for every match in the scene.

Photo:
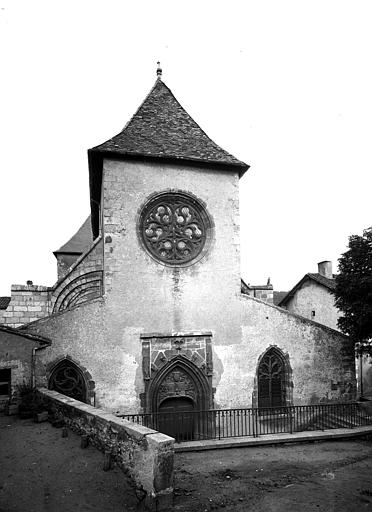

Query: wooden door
[158,397,195,441]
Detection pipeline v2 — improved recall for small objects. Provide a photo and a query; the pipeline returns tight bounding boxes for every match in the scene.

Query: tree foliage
[333,227,372,354]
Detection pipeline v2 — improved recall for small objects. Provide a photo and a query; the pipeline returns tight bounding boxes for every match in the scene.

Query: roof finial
[156,61,162,79]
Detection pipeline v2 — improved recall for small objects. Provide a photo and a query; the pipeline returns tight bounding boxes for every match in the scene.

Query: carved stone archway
[149,356,211,413]
[140,332,213,414]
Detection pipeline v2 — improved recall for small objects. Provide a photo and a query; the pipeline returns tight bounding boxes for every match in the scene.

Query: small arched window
[258,348,287,408]
[49,359,87,403]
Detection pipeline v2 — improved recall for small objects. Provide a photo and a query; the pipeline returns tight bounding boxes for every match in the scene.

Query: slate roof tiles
[90,78,248,171]
[88,77,249,238]
[54,216,93,255]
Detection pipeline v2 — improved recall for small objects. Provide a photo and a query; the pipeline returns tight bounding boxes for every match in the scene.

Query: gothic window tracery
[139,193,211,265]
[49,360,87,403]
[258,348,287,408]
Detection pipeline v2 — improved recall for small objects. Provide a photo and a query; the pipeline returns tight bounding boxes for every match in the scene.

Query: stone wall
[0,328,49,410]
[22,158,356,414]
[213,295,355,408]
[0,284,51,328]
[56,253,82,281]
[51,237,103,313]
[361,354,372,399]
[0,238,103,328]
[38,388,174,511]
[241,283,274,304]
[284,280,340,331]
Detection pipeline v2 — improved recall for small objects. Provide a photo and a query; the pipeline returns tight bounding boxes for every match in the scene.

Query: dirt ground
[1,415,372,512]
[174,440,372,511]
[0,415,138,512]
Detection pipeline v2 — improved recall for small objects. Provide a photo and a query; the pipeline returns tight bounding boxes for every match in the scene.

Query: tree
[333,227,372,356]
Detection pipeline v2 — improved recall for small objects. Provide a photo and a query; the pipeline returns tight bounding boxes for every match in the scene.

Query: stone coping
[140,331,212,339]
[38,388,174,511]
[175,425,372,452]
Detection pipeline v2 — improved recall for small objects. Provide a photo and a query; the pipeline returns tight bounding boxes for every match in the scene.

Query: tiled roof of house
[273,291,288,306]
[0,297,11,310]
[0,324,51,344]
[90,78,248,170]
[307,273,336,291]
[278,273,336,307]
[54,216,93,255]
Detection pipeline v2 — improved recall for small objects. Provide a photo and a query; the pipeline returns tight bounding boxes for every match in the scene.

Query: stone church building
[1,71,356,417]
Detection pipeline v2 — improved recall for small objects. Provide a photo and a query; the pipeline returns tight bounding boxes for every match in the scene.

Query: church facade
[14,73,355,415]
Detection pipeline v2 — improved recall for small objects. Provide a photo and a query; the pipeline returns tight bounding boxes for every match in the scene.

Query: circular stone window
[139,192,212,266]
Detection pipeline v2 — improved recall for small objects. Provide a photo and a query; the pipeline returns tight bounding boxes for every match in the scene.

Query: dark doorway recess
[158,397,195,440]
[0,368,11,398]
[258,347,288,408]
[147,356,212,441]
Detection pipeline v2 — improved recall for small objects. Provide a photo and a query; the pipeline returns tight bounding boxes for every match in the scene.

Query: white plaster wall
[285,281,340,331]
[25,159,356,413]
[214,296,355,407]
[102,160,242,346]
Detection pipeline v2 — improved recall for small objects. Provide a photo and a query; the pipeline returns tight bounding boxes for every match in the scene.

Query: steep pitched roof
[91,78,248,170]
[307,273,336,291]
[273,291,288,306]
[278,273,336,307]
[88,78,249,238]
[54,216,93,256]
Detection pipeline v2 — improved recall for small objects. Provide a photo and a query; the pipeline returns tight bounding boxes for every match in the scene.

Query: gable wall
[102,160,242,345]
[212,296,355,408]
[284,281,340,331]
[22,159,356,413]
[0,330,44,409]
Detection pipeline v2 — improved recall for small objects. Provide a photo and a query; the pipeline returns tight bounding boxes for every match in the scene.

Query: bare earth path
[1,415,372,512]
[174,440,372,512]
[0,415,138,512]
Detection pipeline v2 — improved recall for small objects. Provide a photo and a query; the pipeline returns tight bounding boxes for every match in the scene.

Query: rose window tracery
[139,193,210,265]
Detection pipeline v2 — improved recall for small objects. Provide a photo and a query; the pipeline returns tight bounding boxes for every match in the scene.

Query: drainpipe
[359,353,364,400]
[31,344,48,388]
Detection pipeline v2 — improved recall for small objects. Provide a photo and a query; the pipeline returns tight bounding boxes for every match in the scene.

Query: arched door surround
[254,346,293,409]
[148,355,211,414]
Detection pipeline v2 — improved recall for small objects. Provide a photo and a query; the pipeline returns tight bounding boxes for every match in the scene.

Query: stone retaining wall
[38,388,174,511]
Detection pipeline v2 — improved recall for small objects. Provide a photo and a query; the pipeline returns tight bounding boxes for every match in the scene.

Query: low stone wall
[38,388,174,511]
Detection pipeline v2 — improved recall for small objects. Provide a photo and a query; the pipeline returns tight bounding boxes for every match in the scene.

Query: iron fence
[119,402,372,443]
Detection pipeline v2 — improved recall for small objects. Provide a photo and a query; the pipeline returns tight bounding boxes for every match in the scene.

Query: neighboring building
[0,325,50,410]
[273,291,288,306]
[241,278,274,304]
[1,71,356,424]
[278,261,340,330]
[278,261,372,400]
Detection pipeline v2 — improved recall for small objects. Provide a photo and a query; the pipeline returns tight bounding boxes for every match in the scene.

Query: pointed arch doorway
[148,356,212,441]
[141,332,214,440]
[257,347,292,408]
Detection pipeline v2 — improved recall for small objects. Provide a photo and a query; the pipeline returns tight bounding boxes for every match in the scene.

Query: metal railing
[119,402,372,443]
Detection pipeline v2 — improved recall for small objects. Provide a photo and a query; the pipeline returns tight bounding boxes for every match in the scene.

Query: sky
[0,0,371,295]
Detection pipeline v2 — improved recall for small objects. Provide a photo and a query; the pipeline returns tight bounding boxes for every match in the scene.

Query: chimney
[318,261,332,279]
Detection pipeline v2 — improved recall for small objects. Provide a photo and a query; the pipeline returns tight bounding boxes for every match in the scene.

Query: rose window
[139,193,210,265]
